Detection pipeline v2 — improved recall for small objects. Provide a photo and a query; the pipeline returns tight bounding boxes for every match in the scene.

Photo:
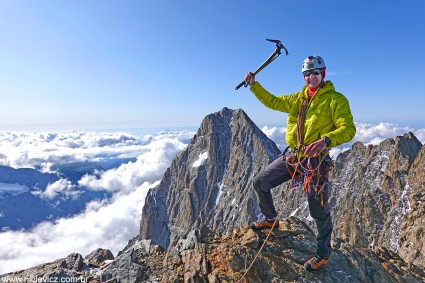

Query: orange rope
[236,155,302,283]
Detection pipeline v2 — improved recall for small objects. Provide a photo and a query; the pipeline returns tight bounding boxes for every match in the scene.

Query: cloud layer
[0,130,194,170]
[0,130,191,274]
[0,123,423,274]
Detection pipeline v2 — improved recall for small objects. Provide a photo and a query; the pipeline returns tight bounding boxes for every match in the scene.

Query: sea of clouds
[0,123,424,274]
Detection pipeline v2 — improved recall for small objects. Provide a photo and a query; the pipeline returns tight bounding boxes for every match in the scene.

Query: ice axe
[235,39,288,90]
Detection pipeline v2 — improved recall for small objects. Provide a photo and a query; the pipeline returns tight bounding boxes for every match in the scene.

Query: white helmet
[302,56,326,72]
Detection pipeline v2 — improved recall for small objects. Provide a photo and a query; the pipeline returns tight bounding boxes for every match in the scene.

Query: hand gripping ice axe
[235,39,288,90]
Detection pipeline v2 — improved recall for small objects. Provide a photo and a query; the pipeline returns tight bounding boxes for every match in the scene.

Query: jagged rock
[140,108,424,271]
[157,217,425,282]
[6,218,425,282]
[140,107,281,250]
[1,253,85,280]
[134,239,153,255]
[100,239,166,283]
[399,144,425,268]
[85,248,114,266]
[100,248,149,283]
[139,108,425,270]
[178,227,211,252]
[277,132,424,258]
[240,228,259,249]
[329,133,423,256]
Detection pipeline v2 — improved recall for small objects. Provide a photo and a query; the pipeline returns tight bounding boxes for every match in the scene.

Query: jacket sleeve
[323,95,356,147]
[250,82,293,113]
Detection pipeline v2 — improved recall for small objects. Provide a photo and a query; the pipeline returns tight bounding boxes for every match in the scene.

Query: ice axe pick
[235,39,288,90]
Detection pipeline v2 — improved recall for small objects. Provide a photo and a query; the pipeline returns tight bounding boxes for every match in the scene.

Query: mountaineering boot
[250,218,279,230]
[304,254,329,271]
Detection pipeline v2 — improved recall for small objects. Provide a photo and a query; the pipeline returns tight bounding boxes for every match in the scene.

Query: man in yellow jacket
[244,55,356,271]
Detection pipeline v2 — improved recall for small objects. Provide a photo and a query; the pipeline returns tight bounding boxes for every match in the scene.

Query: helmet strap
[321,68,326,79]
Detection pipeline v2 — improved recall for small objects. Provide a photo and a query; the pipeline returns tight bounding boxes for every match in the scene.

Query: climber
[242,55,356,271]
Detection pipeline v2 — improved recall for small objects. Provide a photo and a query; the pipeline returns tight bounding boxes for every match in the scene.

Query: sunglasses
[303,69,322,77]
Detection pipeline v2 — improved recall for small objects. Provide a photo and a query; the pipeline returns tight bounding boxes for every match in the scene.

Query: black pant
[253,155,333,258]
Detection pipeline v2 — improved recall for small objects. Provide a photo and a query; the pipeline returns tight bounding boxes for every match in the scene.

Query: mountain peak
[195,107,256,137]
[139,107,281,249]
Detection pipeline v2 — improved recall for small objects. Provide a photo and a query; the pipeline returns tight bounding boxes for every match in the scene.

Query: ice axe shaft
[235,39,288,90]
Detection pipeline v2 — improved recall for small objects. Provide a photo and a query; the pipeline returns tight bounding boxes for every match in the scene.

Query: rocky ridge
[0,249,114,282]
[139,108,425,270]
[3,218,425,282]
[399,143,425,268]
[2,108,424,282]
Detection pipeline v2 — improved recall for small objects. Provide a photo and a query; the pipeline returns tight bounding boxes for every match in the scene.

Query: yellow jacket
[250,80,356,148]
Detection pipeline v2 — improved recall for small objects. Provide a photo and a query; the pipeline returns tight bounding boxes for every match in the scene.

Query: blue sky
[1,1,424,131]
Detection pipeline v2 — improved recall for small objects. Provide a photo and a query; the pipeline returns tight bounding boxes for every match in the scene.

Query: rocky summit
[140,107,281,250]
[3,218,425,282]
[117,217,424,283]
[2,108,425,282]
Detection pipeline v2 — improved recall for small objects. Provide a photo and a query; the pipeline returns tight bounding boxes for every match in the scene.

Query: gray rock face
[85,248,114,266]
[1,253,85,281]
[5,220,425,283]
[140,108,425,270]
[399,143,425,268]
[271,132,425,267]
[4,107,425,281]
[155,218,425,282]
[139,107,281,249]
[330,133,423,257]
[101,239,165,283]
[15,219,418,283]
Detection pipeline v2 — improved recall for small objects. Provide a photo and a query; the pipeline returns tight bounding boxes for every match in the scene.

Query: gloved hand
[244,72,255,86]
[304,139,327,157]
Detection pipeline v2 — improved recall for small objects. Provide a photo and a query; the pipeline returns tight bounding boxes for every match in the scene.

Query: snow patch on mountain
[192,152,208,167]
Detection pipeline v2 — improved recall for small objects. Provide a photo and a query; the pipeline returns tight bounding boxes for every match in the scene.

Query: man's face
[303,69,323,89]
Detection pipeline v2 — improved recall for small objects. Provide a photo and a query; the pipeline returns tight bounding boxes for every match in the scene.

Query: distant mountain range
[0,163,111,231]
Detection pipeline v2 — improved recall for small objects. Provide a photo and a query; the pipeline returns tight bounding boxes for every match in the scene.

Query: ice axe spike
[235,39,288,90]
